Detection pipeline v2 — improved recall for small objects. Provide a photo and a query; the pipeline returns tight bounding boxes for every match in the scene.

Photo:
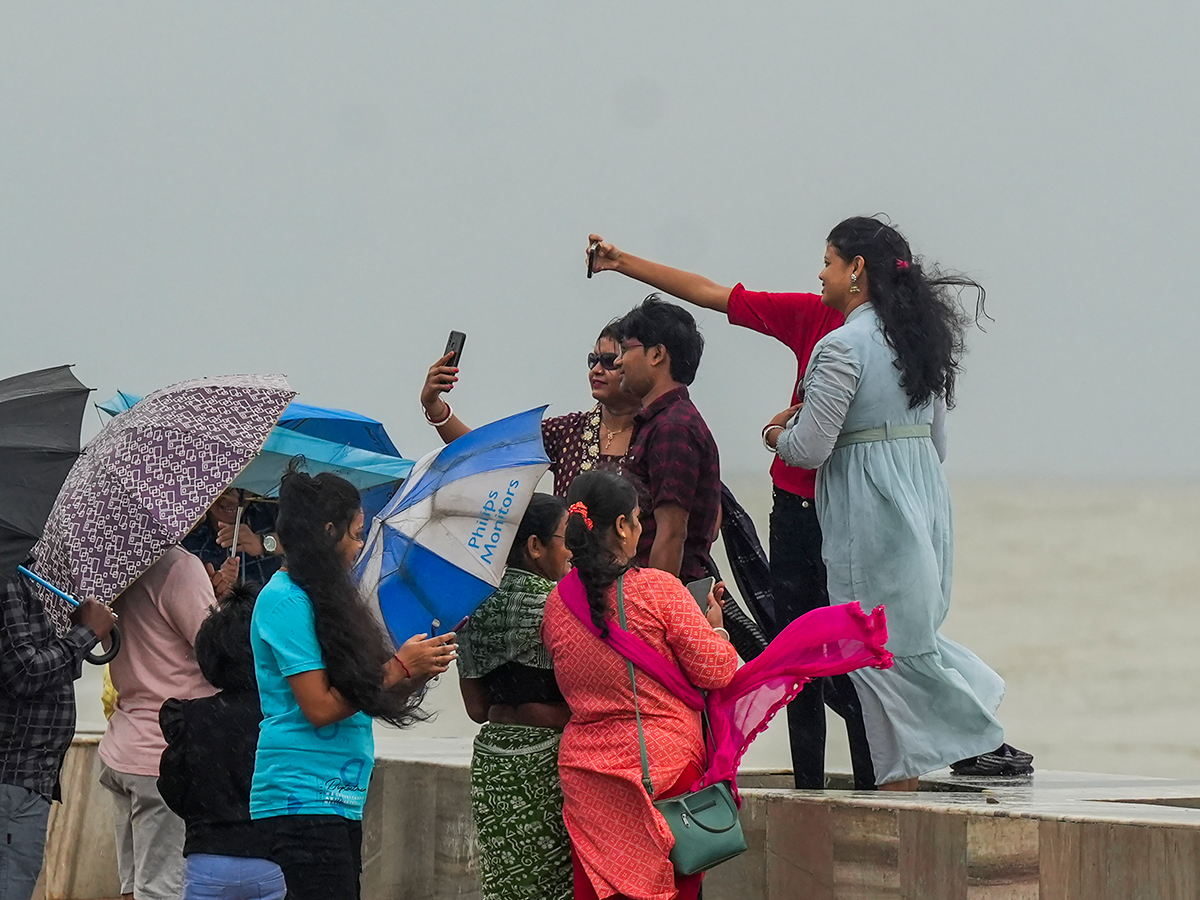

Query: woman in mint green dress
[766,216,1004,790]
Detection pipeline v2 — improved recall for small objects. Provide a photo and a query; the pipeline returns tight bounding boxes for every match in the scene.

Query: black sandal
[950,743,1034,777]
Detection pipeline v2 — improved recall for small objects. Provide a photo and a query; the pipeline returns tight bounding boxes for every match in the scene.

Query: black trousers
[769,487,876,791]
[262,814,363,900]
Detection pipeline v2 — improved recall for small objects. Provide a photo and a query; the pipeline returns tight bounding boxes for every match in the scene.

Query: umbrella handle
[84,624,121,665]
[17,565,81,607]
[17,566,122,664]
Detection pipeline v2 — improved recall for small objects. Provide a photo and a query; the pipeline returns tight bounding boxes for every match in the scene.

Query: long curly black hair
[563,471,639,637]
[275,467,425,728]
[826,216,986,409]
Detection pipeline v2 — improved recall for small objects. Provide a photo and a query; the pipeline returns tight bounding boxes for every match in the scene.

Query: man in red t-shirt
[585,233,876,791]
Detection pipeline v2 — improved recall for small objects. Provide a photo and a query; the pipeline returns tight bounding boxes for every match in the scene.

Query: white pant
[98,763,185,900]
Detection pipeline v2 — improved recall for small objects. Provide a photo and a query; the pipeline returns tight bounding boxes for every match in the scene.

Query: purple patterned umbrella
[32,374,294,634]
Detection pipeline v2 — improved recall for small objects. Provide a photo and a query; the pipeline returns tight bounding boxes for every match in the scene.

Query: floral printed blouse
[540,406,631,498]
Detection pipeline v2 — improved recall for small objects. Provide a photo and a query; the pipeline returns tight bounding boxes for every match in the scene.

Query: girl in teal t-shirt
[249,470,458,900]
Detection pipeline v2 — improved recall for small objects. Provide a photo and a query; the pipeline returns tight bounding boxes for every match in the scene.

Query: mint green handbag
[652,781,746,875]
[616,577,747,875]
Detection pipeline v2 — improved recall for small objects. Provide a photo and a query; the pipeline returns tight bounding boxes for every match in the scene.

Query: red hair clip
[568,501,593,530]
[895,259,911,271]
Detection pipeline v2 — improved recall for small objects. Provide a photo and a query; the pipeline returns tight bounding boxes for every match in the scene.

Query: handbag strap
[558,571,705,709]
[617,574,655,797]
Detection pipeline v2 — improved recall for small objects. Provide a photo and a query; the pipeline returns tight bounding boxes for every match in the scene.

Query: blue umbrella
[355,407,550,645]
[265,399,399,456]
[234,428,412,497]
[98,393,401,457]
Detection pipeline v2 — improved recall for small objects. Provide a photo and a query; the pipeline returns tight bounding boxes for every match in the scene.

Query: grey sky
[3,2,1197,479]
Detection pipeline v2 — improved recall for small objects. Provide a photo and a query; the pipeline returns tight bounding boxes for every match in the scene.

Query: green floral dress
[458,568,572,900]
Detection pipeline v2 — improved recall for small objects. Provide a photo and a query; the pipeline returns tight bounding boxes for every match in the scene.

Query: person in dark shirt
[614,296,721,584]
[157,584,286,900]
[182,489,282,597]
[0,569,115,900]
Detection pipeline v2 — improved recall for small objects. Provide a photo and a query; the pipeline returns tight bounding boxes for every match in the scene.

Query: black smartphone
[444,330,467,367]
[586,241,598,279]
[686,576,716,612]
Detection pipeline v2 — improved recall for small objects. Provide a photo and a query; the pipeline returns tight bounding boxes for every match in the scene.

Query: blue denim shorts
[183,854,286,900]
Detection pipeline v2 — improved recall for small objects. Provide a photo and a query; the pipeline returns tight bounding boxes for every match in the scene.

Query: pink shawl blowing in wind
[556,570,893,794]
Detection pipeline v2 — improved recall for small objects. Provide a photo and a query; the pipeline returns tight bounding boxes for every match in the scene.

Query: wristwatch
[261,533,279,554]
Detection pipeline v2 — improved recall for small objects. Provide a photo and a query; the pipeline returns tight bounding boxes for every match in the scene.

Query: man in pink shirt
[586,234,876,791]
[98,546,216,900]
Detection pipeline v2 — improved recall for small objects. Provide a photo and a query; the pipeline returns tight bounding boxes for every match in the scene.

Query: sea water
[74,478,1200,779]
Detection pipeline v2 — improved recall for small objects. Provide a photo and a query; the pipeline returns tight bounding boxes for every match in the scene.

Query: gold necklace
[600,418,632,451]
[581,405,633,472]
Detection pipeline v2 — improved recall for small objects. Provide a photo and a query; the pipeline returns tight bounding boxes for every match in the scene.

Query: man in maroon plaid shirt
[615,296,721,584]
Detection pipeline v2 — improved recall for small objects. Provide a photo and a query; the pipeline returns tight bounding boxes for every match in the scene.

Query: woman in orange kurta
[542,472,738,900]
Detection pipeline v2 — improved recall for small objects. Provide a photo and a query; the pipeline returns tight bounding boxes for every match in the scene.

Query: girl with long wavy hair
[248,469,456,899]
[764,216,1014,790]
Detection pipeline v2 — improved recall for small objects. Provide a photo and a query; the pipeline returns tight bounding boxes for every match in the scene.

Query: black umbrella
[0,366,90,574]
[0,366,120,663]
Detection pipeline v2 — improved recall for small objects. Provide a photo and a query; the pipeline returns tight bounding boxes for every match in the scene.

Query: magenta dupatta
[557,570,893,796]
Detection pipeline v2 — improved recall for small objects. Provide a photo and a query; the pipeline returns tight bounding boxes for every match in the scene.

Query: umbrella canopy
[98,391,412,499]
[0,366,91,575]
[272,400,400,456]
[355,407,550,646]
[99,392,401,456]
[234,428,413,497]
[33,374,294,633]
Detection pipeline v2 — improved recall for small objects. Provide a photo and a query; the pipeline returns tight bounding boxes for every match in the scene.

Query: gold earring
[849,273,861,294]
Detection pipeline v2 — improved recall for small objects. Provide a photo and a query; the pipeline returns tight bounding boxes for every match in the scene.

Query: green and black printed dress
[457,568,572,900]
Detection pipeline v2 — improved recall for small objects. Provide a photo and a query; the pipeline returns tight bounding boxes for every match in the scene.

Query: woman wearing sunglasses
[419,322,640,497]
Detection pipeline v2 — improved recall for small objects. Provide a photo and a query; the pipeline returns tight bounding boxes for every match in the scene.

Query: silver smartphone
[685,576,715,612]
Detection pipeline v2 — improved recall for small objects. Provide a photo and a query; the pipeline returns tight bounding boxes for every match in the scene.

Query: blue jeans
[0,784,50,900]
[183,854,286,900]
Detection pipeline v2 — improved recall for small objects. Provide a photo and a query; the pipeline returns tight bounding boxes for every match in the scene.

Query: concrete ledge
[37,735,121,900]
[363,738,477,900]
[43,735,1200,899]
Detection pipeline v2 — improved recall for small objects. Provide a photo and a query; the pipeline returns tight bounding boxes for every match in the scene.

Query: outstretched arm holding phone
[420,352,471,444]
[586,233,733,313]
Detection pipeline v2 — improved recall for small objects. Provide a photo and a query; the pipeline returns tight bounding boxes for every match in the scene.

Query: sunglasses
[587,352,620,371]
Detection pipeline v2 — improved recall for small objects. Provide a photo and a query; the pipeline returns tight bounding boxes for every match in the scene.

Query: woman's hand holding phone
[585,234,622,276]
[386,632,459,688]
[420,353,459,420]
[705,581,726,630]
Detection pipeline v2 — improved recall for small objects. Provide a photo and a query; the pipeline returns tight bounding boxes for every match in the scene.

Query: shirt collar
[635,385,690,425]
[846,301,874,323]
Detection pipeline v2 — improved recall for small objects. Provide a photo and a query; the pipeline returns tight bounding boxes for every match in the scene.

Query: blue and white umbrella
[354,407,550,646]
